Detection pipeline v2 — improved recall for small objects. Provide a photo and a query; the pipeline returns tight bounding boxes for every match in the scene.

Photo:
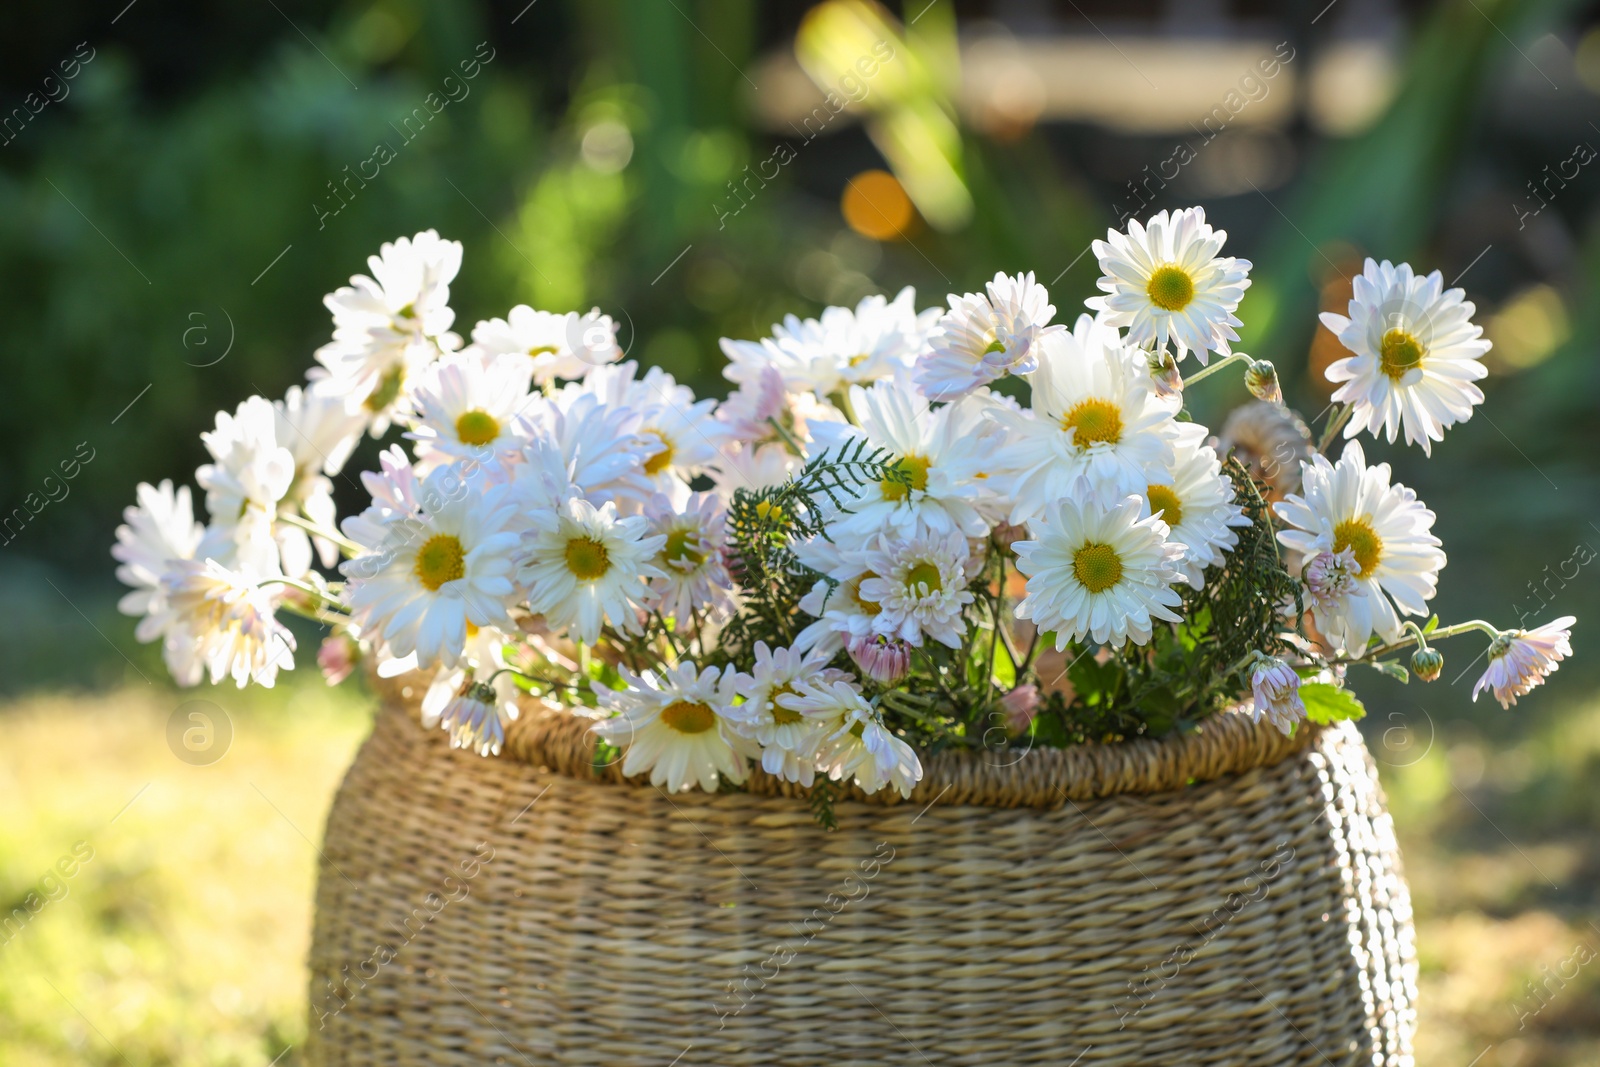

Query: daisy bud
[317,632,360,686]
[1148,349,1184,400]
[990,520,1029,554]
[1249,654,1306,735]
[1472,617,1575,709]
[440,680,506,757]
[1410,646,1443,682]
[1000,683,1041,734]
[847,635,912,688]
[1245,358,1282,404]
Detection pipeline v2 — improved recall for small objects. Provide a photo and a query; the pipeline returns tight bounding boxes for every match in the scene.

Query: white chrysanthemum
[1143,422,1249,589]
[274,384,366,573]
[1014,495,1185,648]
[1088,206,1251,363]
[786,679,923,798]
[726,642,840,785]
[563,362,730,493]
[592,662,751,793]
[644,493,734,623]
[197,396,296,574]
[721,286,939,398]
[915,271,1063,400]
[809,378,1009,540]
[157,558,296,688]
[341,469,521,669]
[472,304,622,385]
[992,315,1179,522]
[417,626,522,757]
[1249,655,1306,735]
[341,444,422,552]
[712,441,803,499]
[518,495,665,645]
[1274,440,1446,653]
[113,480,204,637]
[716,364,845,454]
[1321,258,1491,456]
[406,353,534,474]
[311,230,463,433]
[858,530,975,649]
[513,391,655,510]
[1472,617,1575,709]
[793,539,884,656]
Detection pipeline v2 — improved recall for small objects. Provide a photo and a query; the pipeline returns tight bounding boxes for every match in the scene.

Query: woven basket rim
[373,670,1321,810]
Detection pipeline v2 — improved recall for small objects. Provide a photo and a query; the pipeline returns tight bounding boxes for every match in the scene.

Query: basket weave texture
[307,676,1418,1066]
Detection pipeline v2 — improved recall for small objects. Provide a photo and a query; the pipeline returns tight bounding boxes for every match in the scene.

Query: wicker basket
[306,674,1417,1066]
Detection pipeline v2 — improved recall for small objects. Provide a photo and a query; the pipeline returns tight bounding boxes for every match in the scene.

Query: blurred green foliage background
[5,0,1600,1063]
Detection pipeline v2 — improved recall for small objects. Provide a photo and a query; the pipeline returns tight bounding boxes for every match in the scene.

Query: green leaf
[1422,614,1440,635]
[1365,659,1410,684]
[1299,682,1367,725]
[991,631,1016,688]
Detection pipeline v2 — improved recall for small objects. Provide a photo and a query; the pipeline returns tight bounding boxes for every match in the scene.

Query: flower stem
[1315,403,1354,454]
[1181,352,1247,388]
[1335,619,1501,665]
[276,511,362,557]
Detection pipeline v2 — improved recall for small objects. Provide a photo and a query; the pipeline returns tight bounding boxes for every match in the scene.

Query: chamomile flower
[197,396,296,574]
[1142,422,1249,589]
[592,662,751,793]
[1321,258,1491,455]
[472,304,623,385]
[915,272,1063,400]
[407,353,534,474]
[727,642,839,785]
[514,391,656,510]
[716,364,844,453]
[274,385,365,572]
[793,540,885,656]
[992,314,1179,522]
[564,362,730,492]
[312,230,463,433]
[341,468,522,670]
[858,530,975,649]
[341,444,422,552]
[1472,617,1575,709]
[786,679,923,798]
[113,480,204,637]
[1014,495,1185,648]
[644,493,735,623]
[1274,440,1446,653]
[518,495,665,645]
[1088,206,1251,363]
[1301,547,1367,620]
[721,287,938,398]
[158,558,296,688]
[419,625,522,757]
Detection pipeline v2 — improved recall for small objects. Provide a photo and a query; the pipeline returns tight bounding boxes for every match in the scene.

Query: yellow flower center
[904,561,942,595]
[663,527,705,567]
[1379,328,1425,380]
[1332,519,1383,576]
[1146,264,1195,312]
[1146,484,1184,527]
[661,700,716,734]
[881,454,931,501]
[527,344,559,358]
[850,575,882,616]
[1062,399,1124,447]
[847,352,871,367]
[364,363,405,413]
[1073,542,1123,593]
[642,431,674,476]
[564,536,612,581]
[454,409,500,446]
[770,683,803,726]
[414,534,466,591]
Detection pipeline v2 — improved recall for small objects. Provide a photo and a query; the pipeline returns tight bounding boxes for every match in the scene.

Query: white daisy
[644,493,735,623]
[716,364,845,454]
[992,314,1179,522]
[1014,495,1185,648]
[563,362,730,493]
[793,539,885,656]
[341,444,423,552]
[712,441,804,499]
[727,642,840,785]
[1249,654,1306,735]
[1274,440,1446,653]
[592,662,751,793]
[518,495,665,645]
[808,377,1009,540]
[1472,617,1575,709]
[1142,422,1249,589]
[341,468,522,669]
[472,304,623,385]
[157,558,296,688]
[406,353,534,474]
[858,529,975,649]
[274,384,366,572]
[312,230,463,433]
[513,391,656,510]
[1321,258,1491,455]
[112,479,204,638]
[1088,206,1251,363]
[721,286,939,398]
[419,625,523,757]
[785,679,923,798]
[196,396,296,574]
[915,271,1063,400]
[1301,547,1367,620]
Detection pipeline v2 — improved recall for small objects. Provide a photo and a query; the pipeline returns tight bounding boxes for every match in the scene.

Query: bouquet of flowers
[113,208,1576,822]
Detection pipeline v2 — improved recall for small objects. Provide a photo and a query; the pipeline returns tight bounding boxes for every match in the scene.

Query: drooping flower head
[1472,617,1575,709]
[1249,655,1306,735]
[727,642,841,785]
[785,678,923,799]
